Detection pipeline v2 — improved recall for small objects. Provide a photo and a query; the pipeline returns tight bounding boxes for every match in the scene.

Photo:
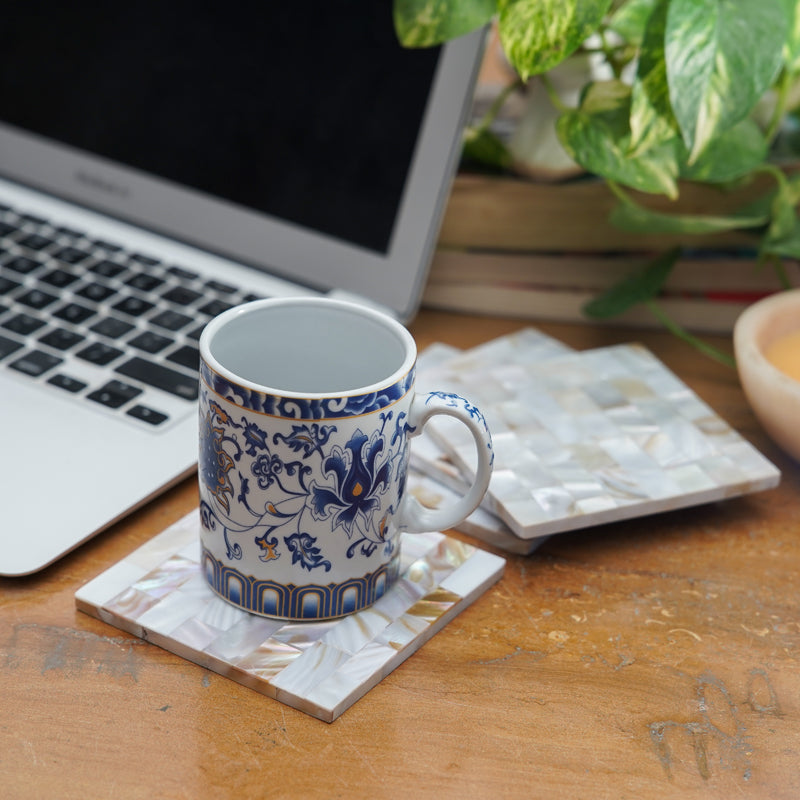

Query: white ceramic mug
[198,297,493,621]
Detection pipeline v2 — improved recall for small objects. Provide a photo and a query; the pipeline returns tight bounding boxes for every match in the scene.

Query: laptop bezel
[0,29,484,322]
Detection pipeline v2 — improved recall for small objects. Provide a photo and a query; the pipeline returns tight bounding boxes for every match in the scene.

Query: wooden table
[3,310,798,799]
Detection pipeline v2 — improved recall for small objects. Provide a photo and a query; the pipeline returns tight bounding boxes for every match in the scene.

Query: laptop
[0,4,484,575]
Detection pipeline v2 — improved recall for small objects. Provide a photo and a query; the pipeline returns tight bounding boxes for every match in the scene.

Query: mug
[197,297,493,621]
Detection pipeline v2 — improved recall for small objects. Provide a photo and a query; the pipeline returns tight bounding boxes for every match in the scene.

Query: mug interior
[206,299,413,394]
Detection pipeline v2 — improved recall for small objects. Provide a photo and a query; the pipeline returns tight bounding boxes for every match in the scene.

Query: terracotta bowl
[734,289,800,462]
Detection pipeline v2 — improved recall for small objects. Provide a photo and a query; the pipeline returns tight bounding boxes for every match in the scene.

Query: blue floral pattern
[198,394,411,583]
[200,360,414,418]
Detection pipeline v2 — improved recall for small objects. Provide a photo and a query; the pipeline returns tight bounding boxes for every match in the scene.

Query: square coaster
[407,331,574,551]
[419,334,780,540]
[75,510,505,722]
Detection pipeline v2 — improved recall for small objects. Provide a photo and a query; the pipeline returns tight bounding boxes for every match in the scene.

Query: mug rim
[199,296,417,400]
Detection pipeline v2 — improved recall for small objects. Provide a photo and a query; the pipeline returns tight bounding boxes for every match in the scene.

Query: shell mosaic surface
[76,510,505,722]
[412,330,780,544]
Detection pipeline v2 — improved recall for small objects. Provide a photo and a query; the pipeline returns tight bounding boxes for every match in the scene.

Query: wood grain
[2,310,798,799]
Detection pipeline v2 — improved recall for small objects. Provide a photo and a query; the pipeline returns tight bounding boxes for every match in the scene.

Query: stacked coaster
[408,328,780,553]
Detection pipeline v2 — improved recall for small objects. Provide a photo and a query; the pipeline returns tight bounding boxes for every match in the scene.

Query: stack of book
[424,173,796,333]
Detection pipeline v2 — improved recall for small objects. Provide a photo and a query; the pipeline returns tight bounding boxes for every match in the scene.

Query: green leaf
[557,81,680,197]
[678,118,768,183]
[609,0,660,46]
[583,248,680,318]
[629,0,677,154]
[462,126,514,170]
[764,220,800,258]
[762,175,800,254]
[393,0,496,47]
[497,0,612,80]
[665,0,787,161]
[777,0,800,72]
[610,200,769,234]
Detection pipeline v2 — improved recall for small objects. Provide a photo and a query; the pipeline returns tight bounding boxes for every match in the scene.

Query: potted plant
[393,0,800,366]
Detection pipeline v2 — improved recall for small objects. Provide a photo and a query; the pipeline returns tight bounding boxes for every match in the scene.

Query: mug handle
[397,391,493,533]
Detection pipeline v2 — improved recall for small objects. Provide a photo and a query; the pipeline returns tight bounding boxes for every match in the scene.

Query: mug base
[201,547,402,621]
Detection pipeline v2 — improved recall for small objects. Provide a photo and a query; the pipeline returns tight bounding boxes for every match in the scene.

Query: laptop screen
[0,3,440,256]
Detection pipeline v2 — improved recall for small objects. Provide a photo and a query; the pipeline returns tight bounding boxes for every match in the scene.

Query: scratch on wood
[668,628,702,642]
[746,668,782,716]
[647,670,768,784]
[5,623,145,682]
[473,646,547,665]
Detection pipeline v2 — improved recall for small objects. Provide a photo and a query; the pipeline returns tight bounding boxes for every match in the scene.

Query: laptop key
[129,330,172,354]
[127,404,169,426]
[77,341,125,366]
[5,255,43,275]
[89,316,135,339]
[198,298,233,317]
[53,302,96,324]
[18,233,53,251]
[186,323,206,341]
[17,288,59,310]
[38,328,86,351]
[126,273,166,292]
[115,356,199,400]
[90,259,127,278]
[166,344,199,371]
[9,349,63,377]
[204,279,237,294]
[161,286,202,305]
[0,333,24,360]
[113,295,155,317]
[0,275,21,294]
[2,312,46,336]
[129,253,161,267]
[47,373,88,393]
[53,245,91,264]
[150,308,193,331]
[92,240,124,254]
[41,268,81,288]
[76,282,117,303]
[168,265,199,281]
[87,379,142,409]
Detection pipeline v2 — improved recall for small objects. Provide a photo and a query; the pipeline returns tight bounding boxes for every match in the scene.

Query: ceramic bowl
[734,289,800,462]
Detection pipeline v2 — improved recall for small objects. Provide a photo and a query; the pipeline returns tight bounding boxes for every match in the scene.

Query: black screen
[0,3,441,254]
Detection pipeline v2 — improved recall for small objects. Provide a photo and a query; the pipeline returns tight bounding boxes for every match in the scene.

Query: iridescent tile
[439,549,505,598]
[321,608,394,655]
[269,641,351,697]
[270,620,337,650]
[136,587,202,636]
[196,594,251,632]
[405,588,460,624]
[169,616,222,651]
[378,613,430,650]
[696,455,745,486]
[574,494,620,514]
[399,530,445,563]
[106,586,160,619]
[583,380,628,410]
[128,513,198,569]
[530,486,577,518]
[204,613,285,660]
[133,554,197,599]
[665,463,716,493]
[304,641,398,718]
[236,637,303,680]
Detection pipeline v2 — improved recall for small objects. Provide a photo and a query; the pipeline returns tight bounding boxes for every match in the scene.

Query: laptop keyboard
[0,201,265,428]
